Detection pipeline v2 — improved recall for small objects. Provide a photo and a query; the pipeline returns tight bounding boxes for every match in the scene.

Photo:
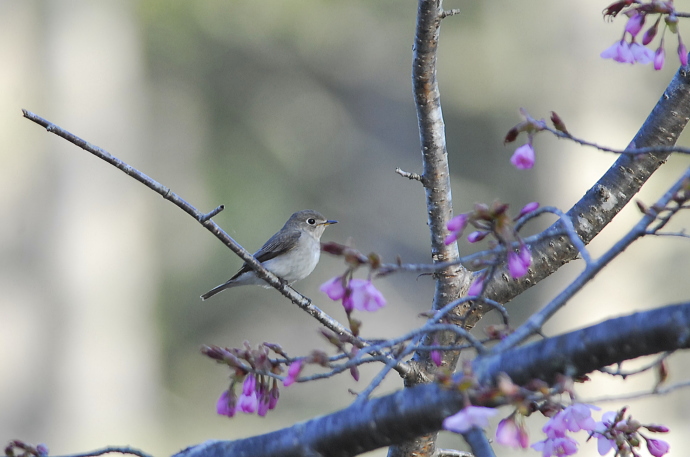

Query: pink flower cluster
[601,10,688,71]
[320,276,386,313]
[496,416,530,449]
[444,202,536,282]
[594,410,670,457]
[216,375,280,418]
[442,404,670,457]
[531,404,598,457]
[443,407,529,449]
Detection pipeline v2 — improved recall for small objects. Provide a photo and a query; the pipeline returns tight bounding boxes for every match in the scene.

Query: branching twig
[482,63,690,314]
[490,166,690,353]
[395,167,423,182]
[175,302,690,457]
[376,202,588,277]
[543,124,690,156]
[584,378,690,404]
[51,447,154,457]
[21,109,413,377]
[599,352,672,378]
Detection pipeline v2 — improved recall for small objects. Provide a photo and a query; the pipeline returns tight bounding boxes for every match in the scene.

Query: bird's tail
[200,280,235,301]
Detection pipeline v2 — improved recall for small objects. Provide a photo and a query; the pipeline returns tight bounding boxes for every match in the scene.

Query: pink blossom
[431,350,442,367]
[242,374,256,396]
[642,21,658,45]
[496,417,529,448]
[256,384,270,417]
[238,391,258,413]
[257,397,270,416]
[444,231,460,245]
[268,381,279,409]
[445,214,469,245]
[594,411,618,432]
[216,390,236,417]
[646,438,670,457]
[596,434,615,456]
[654,46,665,70]
[531,436,578,457]
[508,247,530,278]
[320,276,347,301]
[630,43,654,64]
[350,364,360,381]
[283,360,303,387]
[542,414,567,439]
[519,244,532,269]
[467,275,485,296]
[238,375,258,413]
[593,411,617,455]
[625,14,645,37]
[467,231,487,243]
[443,406,497,434]
[510,143,536,169]
[344,279,386,312]
[555,404,597,433]
[447,213,469,232]
[645,424,670,433]
[601,40,634,63]
[517,202,539,219]
[678,36,688,67]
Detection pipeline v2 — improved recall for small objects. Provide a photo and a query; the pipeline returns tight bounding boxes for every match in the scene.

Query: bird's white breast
[261,233,321,283]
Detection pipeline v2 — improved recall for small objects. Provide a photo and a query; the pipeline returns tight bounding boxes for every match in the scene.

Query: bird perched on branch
[201,210,337,300]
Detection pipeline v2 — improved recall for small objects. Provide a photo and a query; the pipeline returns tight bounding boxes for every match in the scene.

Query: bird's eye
[307,218,316,225]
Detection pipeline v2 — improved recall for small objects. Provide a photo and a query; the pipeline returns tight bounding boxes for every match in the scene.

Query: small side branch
[199,205,224,223]
[52,446,154,457]
[395,167,424,182]
[440,9,461,19]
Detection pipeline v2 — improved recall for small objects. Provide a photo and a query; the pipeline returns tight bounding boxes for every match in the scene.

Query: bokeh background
[2,0,690,456]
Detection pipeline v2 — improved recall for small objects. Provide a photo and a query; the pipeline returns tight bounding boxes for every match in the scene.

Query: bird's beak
[323,220,338,225]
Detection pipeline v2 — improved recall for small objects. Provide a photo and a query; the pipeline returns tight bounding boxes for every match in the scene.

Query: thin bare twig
[395,167,423,182]
[199,204,224,222]
[583,378,690,404]
[599,352,672,378]
[51,446,154,457]
[21,109,413,378]
[543,124,690,156]
[440,9,461,19]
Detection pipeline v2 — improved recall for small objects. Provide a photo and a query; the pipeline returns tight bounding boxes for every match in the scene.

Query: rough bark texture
[173,302,690,457]
[390,1,470,455]
[476,65,690,317]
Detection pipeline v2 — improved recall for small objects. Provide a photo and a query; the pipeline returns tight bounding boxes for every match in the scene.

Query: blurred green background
[2,0,690,456]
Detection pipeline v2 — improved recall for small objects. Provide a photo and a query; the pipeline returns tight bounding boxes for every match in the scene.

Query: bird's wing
[229,229,302,280]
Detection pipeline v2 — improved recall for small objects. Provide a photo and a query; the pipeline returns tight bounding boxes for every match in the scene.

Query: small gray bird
[200,210,337,300]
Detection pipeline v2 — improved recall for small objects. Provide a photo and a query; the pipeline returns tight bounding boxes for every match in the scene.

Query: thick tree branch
[474,301,690,385]
[173,302,690,457]
[491,165,690,352]
[477,65,690,317]
[394,0,471,455]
